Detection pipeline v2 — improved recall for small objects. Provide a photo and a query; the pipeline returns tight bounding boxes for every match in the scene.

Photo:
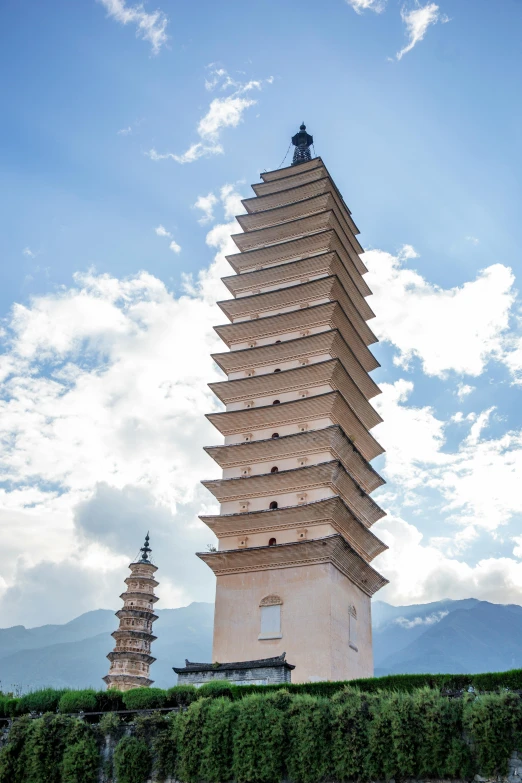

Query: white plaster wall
[227,352,333,379]
[235,272,328,297]
[223,416,334,444]
[232,298,330,323]
[218,522,335,550]
[222,450,332,478]
[219,485,336,515]
[225,383,332,411]
[230,324,329,350]
[212,562,373,682]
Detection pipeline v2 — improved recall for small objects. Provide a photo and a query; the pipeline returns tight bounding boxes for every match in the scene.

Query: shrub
[122,686,167,711]
[463,691,522,776]
[197,679,239,700]
[199,697,238,783]
[25,714,80,783]
[18,688,66,714]
[113,736,152,783]
[0,715,33,783]
[61,735,100,783]
[177,697,213,782]
[58,690,97,714]
[286,694,331,783]
[166,684,198,707]
[331,687,374,781]
[232,693,287,783]
[95,688,125,712]
[98,711,121,738]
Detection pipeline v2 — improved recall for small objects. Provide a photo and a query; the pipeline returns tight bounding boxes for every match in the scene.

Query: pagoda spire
[103,534,159,692]
[291,122,313,165]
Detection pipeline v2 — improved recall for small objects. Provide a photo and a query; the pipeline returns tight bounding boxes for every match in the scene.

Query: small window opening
[271,466,279,473]
[274,368,281,373]
[269,537,277,545]
[269,501,278,510]
[271,432,279,438]
[272,399,281,405]
[275,340,281,344]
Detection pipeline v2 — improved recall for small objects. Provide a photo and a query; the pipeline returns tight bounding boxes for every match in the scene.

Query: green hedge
[2,669,522,718]
[0,689,521,782]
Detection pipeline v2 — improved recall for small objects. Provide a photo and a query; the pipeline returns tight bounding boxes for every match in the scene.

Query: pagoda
[180,125,388,685]
[103,534,159,691]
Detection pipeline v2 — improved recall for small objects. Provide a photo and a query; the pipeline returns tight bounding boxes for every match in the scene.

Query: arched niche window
[259,595,283,640]
[275,340,281,344]
[273,368,281,373]
[271,432,279,439]
[272,399,281,405]
[269,502,278,510]
[270,466,279,473]
[268,537,277,544]
[349,605,358,652]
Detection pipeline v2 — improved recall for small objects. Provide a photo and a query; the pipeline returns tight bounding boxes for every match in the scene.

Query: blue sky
[1,0,522,626]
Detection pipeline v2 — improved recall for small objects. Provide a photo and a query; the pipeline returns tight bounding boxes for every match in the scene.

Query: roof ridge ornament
[140,531,152,563]
[291,122,313,166]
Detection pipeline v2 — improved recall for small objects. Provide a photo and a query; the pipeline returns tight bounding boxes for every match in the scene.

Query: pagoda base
[173,653,295,687]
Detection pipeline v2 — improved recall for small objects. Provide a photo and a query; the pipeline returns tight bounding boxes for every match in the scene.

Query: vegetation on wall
[2,668,522,719]
[0,686,520,783]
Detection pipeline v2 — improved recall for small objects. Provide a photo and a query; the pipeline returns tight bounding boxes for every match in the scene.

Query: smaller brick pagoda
[103,533,159,691]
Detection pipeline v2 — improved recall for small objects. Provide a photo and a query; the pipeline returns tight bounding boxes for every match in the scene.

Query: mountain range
[1,598,521,692]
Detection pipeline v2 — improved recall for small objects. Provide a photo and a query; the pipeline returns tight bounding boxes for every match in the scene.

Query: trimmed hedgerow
[113,735,152,783]
[58,689,97,714]
[17,688,66,715]
[165,683,198,708]
[5,668,522,718]
[286,694,331,783]
[122,686,167,711]
[232,691,288,783]
[463,691,522,776]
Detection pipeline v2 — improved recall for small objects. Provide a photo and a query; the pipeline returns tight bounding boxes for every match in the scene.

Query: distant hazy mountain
[373,599,522,675]
[1,598,521,693]
[0,603,214,692]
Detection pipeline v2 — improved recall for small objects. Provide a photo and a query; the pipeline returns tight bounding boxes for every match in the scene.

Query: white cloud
[374,516,522,606]
[23,247,35,258]
[147,72,272,164]
[117,126,132,135]
[0,186,243,625]
[97,0,168,54]
[374,380,522,535]
[154,225,181,252]
[346,0,387,12]
[365,247,515,377]
[396,3,444,60]
[394,610,448,628]
[456,383,475,399]
[194,193,219,224]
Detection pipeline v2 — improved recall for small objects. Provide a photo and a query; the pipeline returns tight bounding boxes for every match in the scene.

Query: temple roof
[213,311,379,378]
[226,231,370,297]
[206,391,384,463]
[202,460,385,529]
[217,276,377,348]
[200,495,387,562]
[198,534,389,597]
[221,252,374,321]
[231,210,366,273]
[173,652,295,674]
[204,424,383,493]
[209,360,381,431]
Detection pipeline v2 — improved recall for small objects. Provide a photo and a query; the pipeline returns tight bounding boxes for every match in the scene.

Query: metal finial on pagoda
[139,532,152,562]
[291,122,313,166]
